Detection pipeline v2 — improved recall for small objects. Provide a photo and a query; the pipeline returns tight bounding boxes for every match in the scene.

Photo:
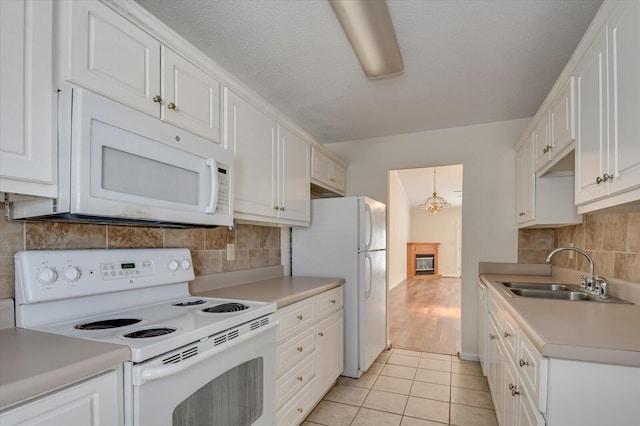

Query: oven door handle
[134,321,277,385]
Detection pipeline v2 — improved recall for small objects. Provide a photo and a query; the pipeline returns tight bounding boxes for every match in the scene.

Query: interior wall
[388,171,411,290]
[410,207,462,277]
[326,117,530,359]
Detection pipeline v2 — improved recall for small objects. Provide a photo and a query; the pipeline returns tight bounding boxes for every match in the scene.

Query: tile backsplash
[518,212,640,283]
[0,203,281,298]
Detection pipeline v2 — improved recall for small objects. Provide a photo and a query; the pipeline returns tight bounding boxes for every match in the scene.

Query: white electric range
[15,248,277,425]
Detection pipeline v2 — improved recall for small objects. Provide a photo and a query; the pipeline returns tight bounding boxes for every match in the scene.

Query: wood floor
[388,276,461,355]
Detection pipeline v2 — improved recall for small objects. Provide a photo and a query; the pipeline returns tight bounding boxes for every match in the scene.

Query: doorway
[387,164,463,355]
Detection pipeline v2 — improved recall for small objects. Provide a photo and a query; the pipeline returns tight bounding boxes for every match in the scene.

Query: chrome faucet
[546,247,609,297]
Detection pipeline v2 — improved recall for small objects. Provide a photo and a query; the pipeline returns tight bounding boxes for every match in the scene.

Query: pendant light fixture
[329,0,404,79]
[421,168,451,213]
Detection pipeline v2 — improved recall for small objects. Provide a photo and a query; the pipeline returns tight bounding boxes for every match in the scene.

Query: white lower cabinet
[487,289,545,426]
[275,286,344,426]
[485,282,639,425]
[0,368,122,426]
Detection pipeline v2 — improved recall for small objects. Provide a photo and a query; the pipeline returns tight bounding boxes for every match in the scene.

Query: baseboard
[459,352,480,362]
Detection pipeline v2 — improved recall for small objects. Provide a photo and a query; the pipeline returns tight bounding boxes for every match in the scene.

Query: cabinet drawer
[277,327,317,374]
[277,297,316,340]
[276,377,317,426]
[277,353,317,409]
[316,286,343,319]
[501,313,519,362]
[518,331,548,412]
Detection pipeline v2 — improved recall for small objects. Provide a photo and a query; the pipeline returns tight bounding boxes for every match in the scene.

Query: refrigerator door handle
[364,252,373,299]
[364,202,373,250]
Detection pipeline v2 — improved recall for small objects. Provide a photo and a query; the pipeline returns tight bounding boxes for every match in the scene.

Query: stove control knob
[180,259,191,271]
[168,260,179,272]
[37,267,58,285]
[63,266,81,283]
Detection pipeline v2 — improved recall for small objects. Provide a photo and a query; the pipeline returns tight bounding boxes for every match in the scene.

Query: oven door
[69,88,233,226]
[129,321,276,426]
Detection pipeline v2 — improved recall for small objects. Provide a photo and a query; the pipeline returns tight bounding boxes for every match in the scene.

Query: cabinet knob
[297,376,303,381]
[319,331,324,337]
[489,333,496,340]
[273,205,279,210]
[542,145,552,154]
[519,359,530,367]
[167,102,177,110]
[279,206,285,211]
[596,176,603,184]
[503,331,512,338]
[297,314,303,320]
[153,95,163,104]
[297,407,304,413]
[518,212,526,217]
[508,383,516,390]
[297,346,304,352]
[596,174,612,184]
[330,299,336,304]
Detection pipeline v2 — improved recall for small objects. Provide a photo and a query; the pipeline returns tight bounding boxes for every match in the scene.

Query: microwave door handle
[205,158,218,214]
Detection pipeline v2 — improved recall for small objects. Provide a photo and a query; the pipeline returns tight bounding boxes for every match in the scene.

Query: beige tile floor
[302,348,497,426]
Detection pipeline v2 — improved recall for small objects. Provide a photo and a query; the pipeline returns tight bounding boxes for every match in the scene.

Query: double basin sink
[500,282,633,304]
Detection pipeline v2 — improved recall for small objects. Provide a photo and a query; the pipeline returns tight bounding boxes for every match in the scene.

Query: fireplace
[415,254,435,275]
[407,242,440,278]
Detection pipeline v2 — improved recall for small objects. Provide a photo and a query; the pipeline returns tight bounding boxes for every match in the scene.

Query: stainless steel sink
[509,289,590,300]
[501,282,568,291]
[499,282,633,304]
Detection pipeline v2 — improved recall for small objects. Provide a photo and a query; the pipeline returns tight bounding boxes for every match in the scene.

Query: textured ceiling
[134,0,602,143]
[396,165,464,208]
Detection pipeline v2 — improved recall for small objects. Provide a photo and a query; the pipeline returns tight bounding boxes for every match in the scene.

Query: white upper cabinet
[226,88,310,226]
[549,78,575,158]
[311,147,347,195]
[278,126,311,223]
[160,46,220,142]
[61,1,220,142]
[0,0,57,198]
[516,139,534,225]
[65,0,161,117]
[575,0,640,211]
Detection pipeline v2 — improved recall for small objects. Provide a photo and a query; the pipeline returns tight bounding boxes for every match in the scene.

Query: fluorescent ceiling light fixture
[329,0,404,79]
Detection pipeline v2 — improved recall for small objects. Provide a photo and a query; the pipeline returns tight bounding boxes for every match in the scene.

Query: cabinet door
[517,393,545,426]
[226,89,277,218]
[533,113,551,171]
[330,162,347,193]
[502,361,519,426]
[311,147,332,187]
[0,0,56,198]
[487,315,503,424]
[66,1,160,117]
[316,310,344,398]
[550,77,575,156]
[607,1,640,198]
[575,27,609,205]
[278,126,310,223]
[516,139,534,224]
[0,370,121,426]
[161,46,220,142]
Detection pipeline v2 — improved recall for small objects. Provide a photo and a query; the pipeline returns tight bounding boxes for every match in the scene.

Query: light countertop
[481,273,640,367]
[191,275,345,308]
[0,327,130,410]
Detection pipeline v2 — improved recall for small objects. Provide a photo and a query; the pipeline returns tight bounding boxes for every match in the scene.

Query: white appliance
[15,248,276,426]
[8,88,234,228]
[292,196,387,378]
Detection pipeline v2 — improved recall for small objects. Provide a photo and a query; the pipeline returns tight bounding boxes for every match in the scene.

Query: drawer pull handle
[297,407,304,413]
[319,332,324,337]
[330,299,336,304]
[519,359,530,367]
[489,333,496,340]
[297,346,304,352]
[297,315,303,320]
[504,331,512,338]
[297,376,303,381]
[167,102,177,110]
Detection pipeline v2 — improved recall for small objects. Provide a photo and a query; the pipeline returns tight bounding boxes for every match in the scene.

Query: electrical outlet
[226,244,235,261]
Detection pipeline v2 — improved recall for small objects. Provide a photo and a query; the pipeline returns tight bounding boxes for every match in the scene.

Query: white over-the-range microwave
[9,89,234,228]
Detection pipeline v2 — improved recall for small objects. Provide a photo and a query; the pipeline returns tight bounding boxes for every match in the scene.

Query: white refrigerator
[292,196,387,378]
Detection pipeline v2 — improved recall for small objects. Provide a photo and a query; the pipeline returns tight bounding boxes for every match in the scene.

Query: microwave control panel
[216,166,230,213]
